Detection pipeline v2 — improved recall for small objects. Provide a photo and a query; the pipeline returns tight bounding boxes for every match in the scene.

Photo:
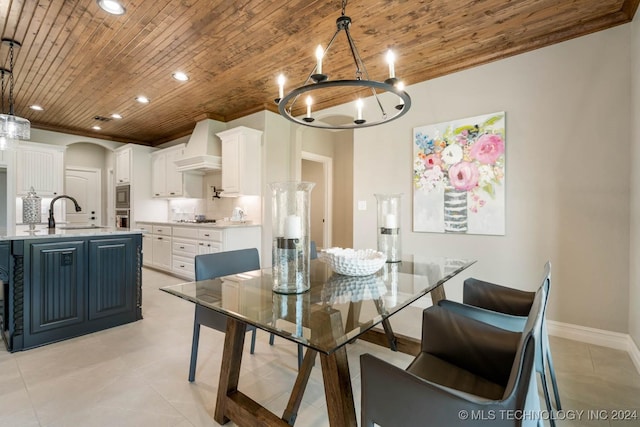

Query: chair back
[502,278,545,406]
[195,248,260,281]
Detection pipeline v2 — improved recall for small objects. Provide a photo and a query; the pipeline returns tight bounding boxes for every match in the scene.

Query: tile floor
[0,268,639,426]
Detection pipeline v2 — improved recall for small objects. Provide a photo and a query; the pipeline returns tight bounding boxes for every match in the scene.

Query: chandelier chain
[8,42,15,115]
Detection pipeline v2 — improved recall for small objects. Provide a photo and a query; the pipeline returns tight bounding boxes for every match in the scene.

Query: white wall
[320,25,631,333]
[630,17,640,347]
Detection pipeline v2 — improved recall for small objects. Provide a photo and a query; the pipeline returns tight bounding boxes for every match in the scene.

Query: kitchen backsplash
[168,172,261,223]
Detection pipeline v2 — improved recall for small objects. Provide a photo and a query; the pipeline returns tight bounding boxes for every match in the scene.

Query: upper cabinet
[115,146,131,184]
[16,142,65,196]
[151,144,202,198]
[217,126,263,197]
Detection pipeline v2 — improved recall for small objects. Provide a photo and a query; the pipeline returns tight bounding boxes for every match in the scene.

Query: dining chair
[438,262,561,424]
[268,240,317,370]
[189,248,260,382]
[360,285,545,427]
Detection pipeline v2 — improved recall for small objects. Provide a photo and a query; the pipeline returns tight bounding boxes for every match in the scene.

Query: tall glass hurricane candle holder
[375,193,402,262]
[271,181,315,294]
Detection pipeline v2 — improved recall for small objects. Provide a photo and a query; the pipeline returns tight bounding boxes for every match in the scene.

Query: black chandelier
[275,0,411,130]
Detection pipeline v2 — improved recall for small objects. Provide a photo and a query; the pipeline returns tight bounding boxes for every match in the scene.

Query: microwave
[115,184,130,209]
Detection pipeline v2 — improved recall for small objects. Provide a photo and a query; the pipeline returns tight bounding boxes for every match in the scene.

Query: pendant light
[0,38,30,150]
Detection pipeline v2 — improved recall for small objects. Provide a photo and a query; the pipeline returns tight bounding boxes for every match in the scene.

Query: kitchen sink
[58,225,107,230]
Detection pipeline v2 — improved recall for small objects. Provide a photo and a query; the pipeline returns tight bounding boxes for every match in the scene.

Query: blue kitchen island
[0,227,142,352]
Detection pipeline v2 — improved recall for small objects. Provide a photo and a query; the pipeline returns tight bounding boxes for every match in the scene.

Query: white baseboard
[547,320,640,374]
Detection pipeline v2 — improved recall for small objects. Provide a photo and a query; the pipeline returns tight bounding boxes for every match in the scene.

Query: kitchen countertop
[4,226,142,240]
[136,220,261,229]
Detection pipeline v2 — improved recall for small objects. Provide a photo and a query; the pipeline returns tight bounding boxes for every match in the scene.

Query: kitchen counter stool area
[0,230,143,352]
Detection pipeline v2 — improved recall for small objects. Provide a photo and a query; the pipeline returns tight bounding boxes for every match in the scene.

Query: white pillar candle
[284,214,302,239]
[356,98,363,121]
[384,213,398,229]
[397,81,405,104]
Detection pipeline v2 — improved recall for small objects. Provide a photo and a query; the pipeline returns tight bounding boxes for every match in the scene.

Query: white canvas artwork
[413,112,506,235]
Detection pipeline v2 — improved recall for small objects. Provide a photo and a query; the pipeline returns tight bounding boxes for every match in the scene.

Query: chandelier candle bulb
[277,74,285,100]
[316,45,324,74]
[306,96,312,118]
[386,50,396,79]
[356,99,363,121]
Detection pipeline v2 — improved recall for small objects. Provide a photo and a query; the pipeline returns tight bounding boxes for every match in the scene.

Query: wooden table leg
[430,283,447,305]
[319,347,357,427]
[282,348,317,425]
[214,317,246,425]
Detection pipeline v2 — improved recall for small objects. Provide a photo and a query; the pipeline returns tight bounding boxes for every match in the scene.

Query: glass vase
[22,186,41,231]
[270,181,315,294]
[375,193,402,262]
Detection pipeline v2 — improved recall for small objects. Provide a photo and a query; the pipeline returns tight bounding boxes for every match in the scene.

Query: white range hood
[174,119,225,172]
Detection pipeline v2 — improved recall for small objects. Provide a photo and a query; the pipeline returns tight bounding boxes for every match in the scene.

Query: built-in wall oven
[116,210,129,229]
[115,184,130,209]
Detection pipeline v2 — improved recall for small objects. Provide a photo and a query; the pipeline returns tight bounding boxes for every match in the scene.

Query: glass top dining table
[161,255,475,426]
[161,256,475,355]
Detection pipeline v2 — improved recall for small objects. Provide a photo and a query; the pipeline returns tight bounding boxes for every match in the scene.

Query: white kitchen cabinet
[115,146,131,184]
[16,142,65,196]
[142,233,153,266]
[152,235,172,270]
[216,126,262,197]
[151,144,202,198]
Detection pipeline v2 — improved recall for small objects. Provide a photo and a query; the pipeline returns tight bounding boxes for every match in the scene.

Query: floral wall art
[413,112,506,235]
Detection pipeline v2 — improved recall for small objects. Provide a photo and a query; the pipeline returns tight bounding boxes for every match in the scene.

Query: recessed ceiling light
[172,71,189,82]
[92,125,102,130]
[135,96,149,104]
[111,113,122,119]
[29,105,44,111]
[97,0,126,15]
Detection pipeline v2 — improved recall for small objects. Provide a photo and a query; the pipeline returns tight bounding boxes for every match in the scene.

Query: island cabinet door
[87,237,137,323]
[25,240,87,348]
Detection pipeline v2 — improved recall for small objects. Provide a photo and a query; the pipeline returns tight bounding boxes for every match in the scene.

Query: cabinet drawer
[173,227,199,239]
[137,223,152,233]
[172,238,197,256]
[198,228,222,241]
[172,256,195,279]
[152,225,172,236]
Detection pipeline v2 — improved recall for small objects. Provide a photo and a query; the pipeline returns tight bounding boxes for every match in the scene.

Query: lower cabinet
[137,223,261,280]
[6,233,142,352]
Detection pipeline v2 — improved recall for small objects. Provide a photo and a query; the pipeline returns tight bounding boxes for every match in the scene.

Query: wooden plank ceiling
[0,0,638,146]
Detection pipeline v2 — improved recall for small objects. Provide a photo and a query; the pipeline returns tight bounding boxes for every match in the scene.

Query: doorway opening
[301,152,332,250]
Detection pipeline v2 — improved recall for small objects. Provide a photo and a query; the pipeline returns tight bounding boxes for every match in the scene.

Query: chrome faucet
[48,195,82,229]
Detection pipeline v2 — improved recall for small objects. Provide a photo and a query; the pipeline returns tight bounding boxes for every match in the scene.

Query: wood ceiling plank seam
[16,0,77,112]
[0,0,28,43]
[0,0,37,75]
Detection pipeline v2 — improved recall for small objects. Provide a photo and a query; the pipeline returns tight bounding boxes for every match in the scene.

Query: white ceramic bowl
[318,247,386,276]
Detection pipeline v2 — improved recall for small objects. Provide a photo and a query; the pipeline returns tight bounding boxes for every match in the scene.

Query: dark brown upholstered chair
[360,285,545,427]
[439,261,560,425]
[189,248,260,382]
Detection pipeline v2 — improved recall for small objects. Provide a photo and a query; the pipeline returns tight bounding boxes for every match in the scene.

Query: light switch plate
[357,200,367,211]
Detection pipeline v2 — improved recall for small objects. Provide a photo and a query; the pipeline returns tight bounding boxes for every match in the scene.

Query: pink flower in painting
[423,154,443,169]
[448,162,480,191]
[470,134,505,164]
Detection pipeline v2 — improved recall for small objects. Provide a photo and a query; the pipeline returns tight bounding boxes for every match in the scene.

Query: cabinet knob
[199,243,204,246]
[207,244,211,247]
[179,264,185,268]
[179,246,185,249]
[204,233,210,237]
[170,192,175,195]
[157,237,163,240]
[155,193,160,196]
